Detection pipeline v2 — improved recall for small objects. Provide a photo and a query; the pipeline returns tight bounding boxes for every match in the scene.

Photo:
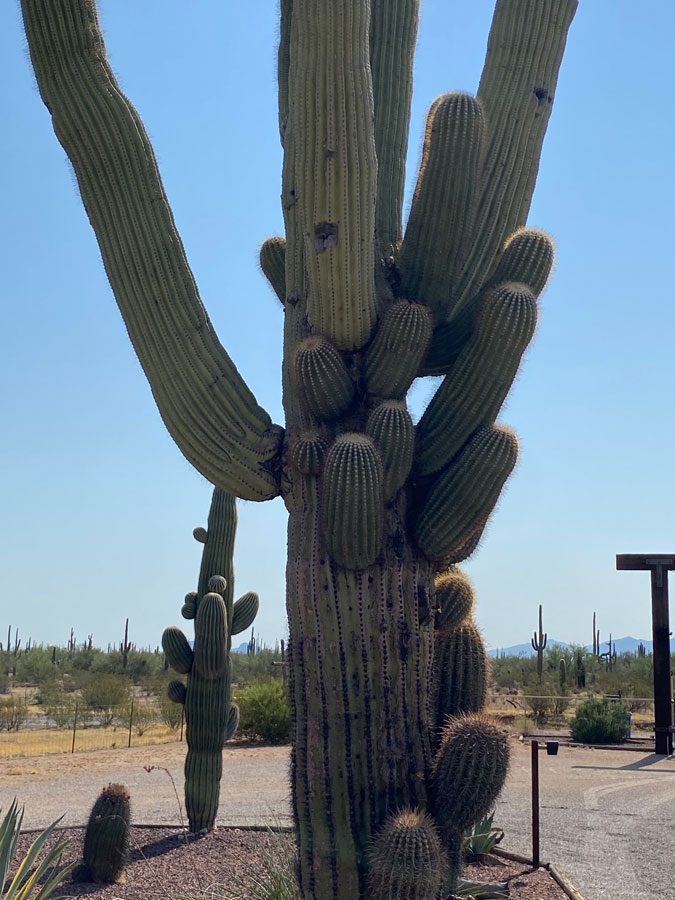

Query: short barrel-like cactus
[368,808,443,900]
[80,783,130,883]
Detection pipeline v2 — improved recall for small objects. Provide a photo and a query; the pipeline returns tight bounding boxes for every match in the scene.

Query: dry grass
[0,723,180,758]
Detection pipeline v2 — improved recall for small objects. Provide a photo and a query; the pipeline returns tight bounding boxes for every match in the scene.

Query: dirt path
[0,741,292,829]
[3,739,675,899]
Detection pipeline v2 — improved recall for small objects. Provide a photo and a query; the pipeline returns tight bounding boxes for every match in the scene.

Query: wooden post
[616,554,674,755]
[71,702,78,754]
[127,698,134,748]
[531,740,540,868]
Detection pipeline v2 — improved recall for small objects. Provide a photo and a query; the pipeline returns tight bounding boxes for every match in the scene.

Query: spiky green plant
[162,488,259,833]
[0,800,73,900]
[80,783,130,884]
[20,1,577,896]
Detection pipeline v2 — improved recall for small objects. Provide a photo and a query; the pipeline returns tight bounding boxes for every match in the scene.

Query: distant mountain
[232,641,250,654]
[487,639,569,658]
[489,635,675,657]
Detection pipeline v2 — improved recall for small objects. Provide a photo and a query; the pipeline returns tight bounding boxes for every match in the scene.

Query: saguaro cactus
[162,488,259,832]
[531,604,548,682]
[21,1,577,897]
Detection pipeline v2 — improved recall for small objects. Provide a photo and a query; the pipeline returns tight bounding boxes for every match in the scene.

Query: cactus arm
[20,0,283,502]
[415,283,537,480]
[397,93,485,323]
[370,0,419,259]
[260,237,287,305]
[453,0,578,309]
[283,0,377,350]
[278,0,293,145]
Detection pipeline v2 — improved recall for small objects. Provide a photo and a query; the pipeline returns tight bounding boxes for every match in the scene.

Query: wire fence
[0,700,184,758]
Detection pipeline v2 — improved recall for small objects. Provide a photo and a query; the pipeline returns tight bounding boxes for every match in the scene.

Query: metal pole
[127,698,134,749]
[650,567,673,755]
[531,739,540,868]
[71,703,78,754]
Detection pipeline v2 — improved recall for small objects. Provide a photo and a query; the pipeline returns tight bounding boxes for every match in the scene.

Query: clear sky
[1,2,674,654]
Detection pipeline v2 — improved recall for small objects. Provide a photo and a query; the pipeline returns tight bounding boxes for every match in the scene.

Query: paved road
[495,740,675,900]
[0,743,293,829]
[2,739,674,899]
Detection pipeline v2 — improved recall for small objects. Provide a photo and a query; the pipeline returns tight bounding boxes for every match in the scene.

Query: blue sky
[1,1,674,654]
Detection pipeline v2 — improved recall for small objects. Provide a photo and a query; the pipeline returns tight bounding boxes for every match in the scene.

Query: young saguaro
[21,1,577,898]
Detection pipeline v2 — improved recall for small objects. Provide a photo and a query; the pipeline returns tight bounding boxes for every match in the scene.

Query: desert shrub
[0,696,28,731]
[157,689,184,730]
[231,648,286,687]
[128,702,160,736]
[524,683,554,724]
[570,696,629,744]
[39,685,79,728]
[80,673,132,726]
[236,679,291,744]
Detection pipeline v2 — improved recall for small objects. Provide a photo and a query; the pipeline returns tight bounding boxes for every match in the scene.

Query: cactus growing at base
[531,604,548,682]
[80,783,130,883]
[161,488,260,832]
[21,1,577,897]
[368,809,442,900]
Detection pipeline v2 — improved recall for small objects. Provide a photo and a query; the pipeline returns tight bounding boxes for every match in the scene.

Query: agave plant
[0,800,73,900]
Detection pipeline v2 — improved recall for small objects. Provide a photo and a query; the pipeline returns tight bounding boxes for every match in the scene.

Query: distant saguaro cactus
[21,1,577,896]
[162,488,259,832]
[531,604,548,682]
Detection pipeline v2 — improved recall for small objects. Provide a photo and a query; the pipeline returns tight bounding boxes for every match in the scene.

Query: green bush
[79,673,132,726]
[570,696,629,744]
[236,679,290,744]
[0,696,27,732]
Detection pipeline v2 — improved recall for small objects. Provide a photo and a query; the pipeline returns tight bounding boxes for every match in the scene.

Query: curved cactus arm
[453,0,578,309]
[370,0,419,259]
[20,0,283,502]
[260,237,287,305]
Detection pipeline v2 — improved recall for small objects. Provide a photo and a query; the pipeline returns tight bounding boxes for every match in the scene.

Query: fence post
[71,703,78,754]
[127,698,134,749]
[531,739,540,868]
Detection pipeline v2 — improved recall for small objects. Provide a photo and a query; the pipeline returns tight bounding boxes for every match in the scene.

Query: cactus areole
[21,1,577,897]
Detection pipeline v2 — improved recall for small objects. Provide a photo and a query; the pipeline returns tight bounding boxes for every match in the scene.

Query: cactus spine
[81,783,130,883]
[531,604,548,683]
[161,489,259,832]
[21,1,577,897]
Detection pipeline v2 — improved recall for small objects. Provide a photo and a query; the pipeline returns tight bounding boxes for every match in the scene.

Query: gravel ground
[3,738,675,899]
[11,827,566,900]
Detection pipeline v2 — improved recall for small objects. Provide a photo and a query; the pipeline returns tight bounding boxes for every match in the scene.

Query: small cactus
[368,808,442,900]
[162,488,261,832]
[80,783,130,883]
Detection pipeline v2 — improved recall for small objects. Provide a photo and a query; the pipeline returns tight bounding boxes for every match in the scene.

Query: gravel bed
[13,826,567,900]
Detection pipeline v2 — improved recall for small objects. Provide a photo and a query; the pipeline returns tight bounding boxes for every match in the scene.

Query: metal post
[651,566,673,755]
[127,698,134,749]
[531,740,540,868]
[71,702,78,754]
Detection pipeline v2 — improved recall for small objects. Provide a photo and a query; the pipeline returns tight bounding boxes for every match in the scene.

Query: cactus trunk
[285,491,434,896]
